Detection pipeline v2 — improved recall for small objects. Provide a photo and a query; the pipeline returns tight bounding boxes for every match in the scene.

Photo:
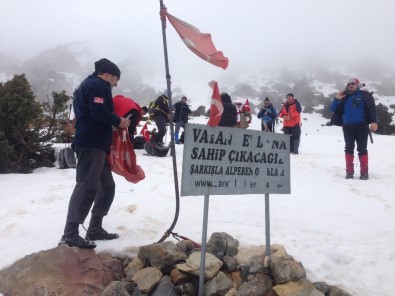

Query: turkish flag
[166,12,229,70]
[139,122,150,142]
[207,81,224,127]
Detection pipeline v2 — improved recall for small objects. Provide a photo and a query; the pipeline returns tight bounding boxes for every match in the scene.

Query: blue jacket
[257,104,278,124]
[72,75,121,153]
[330,90,377,126]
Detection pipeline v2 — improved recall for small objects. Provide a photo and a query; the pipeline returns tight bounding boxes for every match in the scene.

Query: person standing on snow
[59,58,129,249]
[234,100,252,129]
[172,96,191,144]
[278,93,302,154]
[152,90,171,145]
[330,78,378,180]
[218,92,237,127]
[257,97,278,132]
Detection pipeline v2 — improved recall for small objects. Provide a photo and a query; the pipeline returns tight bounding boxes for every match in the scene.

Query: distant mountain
[1,43,395,112]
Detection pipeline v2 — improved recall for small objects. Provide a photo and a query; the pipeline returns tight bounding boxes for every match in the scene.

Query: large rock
[138,241,188,271]
[273,280,324,296]
[0,244,124,296]
[176,251,223,280]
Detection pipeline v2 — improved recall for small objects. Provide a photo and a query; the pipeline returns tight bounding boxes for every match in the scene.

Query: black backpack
[58,147,77,169]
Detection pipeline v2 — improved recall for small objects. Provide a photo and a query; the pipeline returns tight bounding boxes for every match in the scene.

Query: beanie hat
[286,93,294,98]
[94,58,121,78]
[220,92,231,103]
[347,78,365,88]
[264,97,270,102]
[141,106,148,113]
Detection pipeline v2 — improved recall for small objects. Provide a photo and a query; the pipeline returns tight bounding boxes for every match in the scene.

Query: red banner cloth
[207,81,224,127]
[107,128,145,184]
[166,12,229,70]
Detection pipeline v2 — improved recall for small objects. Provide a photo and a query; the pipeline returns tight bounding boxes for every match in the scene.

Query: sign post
[181,123,290,295]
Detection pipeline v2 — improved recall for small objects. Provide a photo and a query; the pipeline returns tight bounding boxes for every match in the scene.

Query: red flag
[139,122,150,142]
[207,81,224,127]
[166,12,229,70]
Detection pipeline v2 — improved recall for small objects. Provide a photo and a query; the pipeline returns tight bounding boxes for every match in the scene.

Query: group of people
[219,92,303,155]
[60,58,377,249]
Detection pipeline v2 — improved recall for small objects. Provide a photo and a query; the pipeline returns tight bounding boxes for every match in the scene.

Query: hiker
[257,97,278,132]
[234,99,252,129]
[278,93,302,154]
[59,58,129,249]
[218,93,237,127]
[172,96,192,144]
[152,90,170,145]
[330,78,378,180]
[113,94,147,142]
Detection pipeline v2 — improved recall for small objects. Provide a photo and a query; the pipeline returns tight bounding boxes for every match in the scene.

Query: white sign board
[181,123,290,196]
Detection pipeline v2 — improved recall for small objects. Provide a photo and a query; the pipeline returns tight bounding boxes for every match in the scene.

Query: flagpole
[157,0,181,243]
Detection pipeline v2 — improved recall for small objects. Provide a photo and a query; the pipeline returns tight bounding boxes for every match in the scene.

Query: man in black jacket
[173,96,192,144]
[59,58,129,249]
[152,90,170,145]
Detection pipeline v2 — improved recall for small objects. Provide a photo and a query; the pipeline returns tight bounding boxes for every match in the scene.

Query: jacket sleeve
[257,109,263,119]
[330,98,340,112]
[362,91,377,123]
[271,106,278,119]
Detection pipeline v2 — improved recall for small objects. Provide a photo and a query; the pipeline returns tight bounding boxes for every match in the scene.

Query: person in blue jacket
[330,78,378,180]
[59,58,130,249]
[257,97,278,132]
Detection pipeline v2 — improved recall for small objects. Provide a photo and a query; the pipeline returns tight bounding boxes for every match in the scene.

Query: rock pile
[0,232,352,296]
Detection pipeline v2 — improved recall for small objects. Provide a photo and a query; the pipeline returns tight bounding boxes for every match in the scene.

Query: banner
[166,11,229,70]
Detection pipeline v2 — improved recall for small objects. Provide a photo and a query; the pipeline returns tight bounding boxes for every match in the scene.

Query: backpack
[147,100,159,119]
[58,147,77,169]
[144,140,171,157]
[132,135,146,149]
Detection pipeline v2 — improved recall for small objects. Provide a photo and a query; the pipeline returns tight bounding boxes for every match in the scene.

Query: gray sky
[2,0,395,93]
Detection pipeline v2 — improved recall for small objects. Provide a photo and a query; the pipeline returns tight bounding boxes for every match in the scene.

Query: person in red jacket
[113,94,147,142]
[278,93,302,154]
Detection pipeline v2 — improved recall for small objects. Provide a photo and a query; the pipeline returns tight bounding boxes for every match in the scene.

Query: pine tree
[0,74,70,173]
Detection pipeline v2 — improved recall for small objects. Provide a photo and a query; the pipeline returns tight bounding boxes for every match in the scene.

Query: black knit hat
[286,93,294,98]
[94,58,121,78]
[264,97,270,102]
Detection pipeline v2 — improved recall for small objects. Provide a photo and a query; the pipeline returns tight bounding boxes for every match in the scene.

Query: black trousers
[283,125,301,153]
[343,124,369,155]
[154,116,168,143]
[66,146,115,224]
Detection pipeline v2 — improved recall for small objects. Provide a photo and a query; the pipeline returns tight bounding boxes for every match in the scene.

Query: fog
[2,0,395,90]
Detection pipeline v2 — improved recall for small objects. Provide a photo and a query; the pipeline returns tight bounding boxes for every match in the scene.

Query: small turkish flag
[139,122,150,142]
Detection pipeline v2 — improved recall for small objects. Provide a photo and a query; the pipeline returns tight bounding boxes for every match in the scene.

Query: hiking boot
[85,227,119,241]
[345,173,354,179]
[58,234,96,249]
[360,173,369,180]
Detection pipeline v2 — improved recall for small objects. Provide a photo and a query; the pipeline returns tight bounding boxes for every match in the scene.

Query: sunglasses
[348,82,356,86]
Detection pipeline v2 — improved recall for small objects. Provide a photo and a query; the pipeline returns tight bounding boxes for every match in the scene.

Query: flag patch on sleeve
[94,97,104,104]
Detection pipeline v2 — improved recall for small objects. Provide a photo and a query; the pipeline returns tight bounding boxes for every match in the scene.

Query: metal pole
[157,0,181,242]
[198,194,210,296]
[265,193,271,256]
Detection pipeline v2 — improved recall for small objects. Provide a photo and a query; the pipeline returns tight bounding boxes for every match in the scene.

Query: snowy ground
[0,113,394,296]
